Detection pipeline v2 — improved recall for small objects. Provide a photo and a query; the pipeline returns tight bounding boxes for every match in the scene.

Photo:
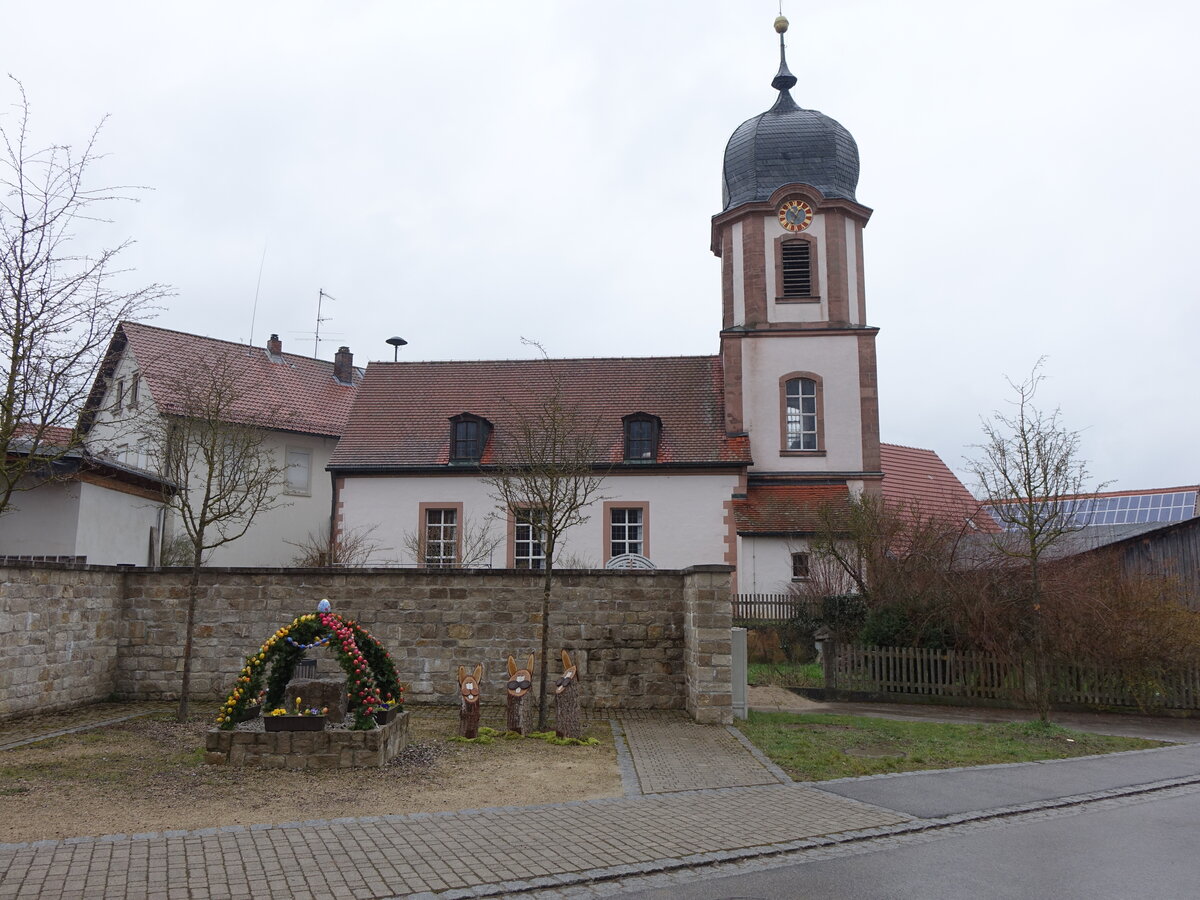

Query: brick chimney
[334,346,354,385]
[266,333,282,359]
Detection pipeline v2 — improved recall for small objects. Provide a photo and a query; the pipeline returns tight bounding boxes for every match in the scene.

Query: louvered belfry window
[781,240,812,298]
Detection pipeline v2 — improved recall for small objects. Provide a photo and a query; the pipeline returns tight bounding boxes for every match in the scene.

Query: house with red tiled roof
[7,322,363,566]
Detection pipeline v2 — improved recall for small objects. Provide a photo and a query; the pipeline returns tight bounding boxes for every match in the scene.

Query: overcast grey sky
[4,1,1197,492]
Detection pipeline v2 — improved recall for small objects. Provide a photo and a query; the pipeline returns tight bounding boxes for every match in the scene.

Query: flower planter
[374,706,403,726]
[235,704,262,724]
[264,715,327,732]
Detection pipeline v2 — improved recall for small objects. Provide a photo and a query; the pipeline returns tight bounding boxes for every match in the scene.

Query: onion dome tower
[712,15,881,496]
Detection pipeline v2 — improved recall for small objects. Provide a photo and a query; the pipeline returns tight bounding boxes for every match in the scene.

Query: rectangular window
[785,378,818,451]
[424,508,458,567]
[623,418,658,461]
[610,508,644,558]
[112,378,125,411]
[791,551,811,581]
[284,448,312,495]
[452,420,483,461]
[513,510,546,570]
[128,374,140,409]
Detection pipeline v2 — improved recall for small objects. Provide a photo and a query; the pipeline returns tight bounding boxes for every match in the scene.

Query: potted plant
[263,698,329,732]
[373,687,405,726]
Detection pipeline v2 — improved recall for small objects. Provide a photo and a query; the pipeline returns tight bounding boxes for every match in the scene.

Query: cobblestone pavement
[0,709,910,899]
[616,711,786,793]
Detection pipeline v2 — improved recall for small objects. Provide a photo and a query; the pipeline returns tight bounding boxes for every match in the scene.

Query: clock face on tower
[778,199,814,232]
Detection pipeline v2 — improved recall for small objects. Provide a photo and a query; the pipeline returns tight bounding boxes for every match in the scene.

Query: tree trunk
[554,680,582,739]
[175,544,203,722]
[537,554,553,730]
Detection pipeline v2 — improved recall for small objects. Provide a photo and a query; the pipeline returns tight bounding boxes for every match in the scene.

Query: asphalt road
[616,783,1200,899]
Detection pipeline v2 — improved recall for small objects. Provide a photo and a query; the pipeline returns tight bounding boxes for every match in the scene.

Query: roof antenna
[248,241,268,348]
[314,288,335,357]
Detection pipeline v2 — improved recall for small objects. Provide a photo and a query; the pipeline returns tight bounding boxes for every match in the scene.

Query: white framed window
[424,508,458,567]
[785,377,819,451]
[284,447,312,496]
[610,508,644,557]
[128,374,140,409]
[513,509,546,570]
[112,378,125,411]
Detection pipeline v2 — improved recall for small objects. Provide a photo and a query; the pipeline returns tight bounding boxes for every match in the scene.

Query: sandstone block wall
[0,565,126,718]
[0,563,733,722]
[683,565,735,725]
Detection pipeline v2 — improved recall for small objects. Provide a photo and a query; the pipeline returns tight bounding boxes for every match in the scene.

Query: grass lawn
[738,710,1166,781]
[748,661,823,687]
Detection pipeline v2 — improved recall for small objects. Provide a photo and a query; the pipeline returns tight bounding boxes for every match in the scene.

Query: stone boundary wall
[0,566,127,719]
[0,563,734,722]
[683,567,734,725]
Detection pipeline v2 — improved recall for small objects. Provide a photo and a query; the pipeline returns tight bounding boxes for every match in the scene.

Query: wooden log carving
[458,663,483,739]
[554,649,582,739]
[505,654,535,735]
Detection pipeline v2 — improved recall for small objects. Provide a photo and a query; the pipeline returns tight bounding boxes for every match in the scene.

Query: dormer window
[623,413,661,462]
[449,413,490,463]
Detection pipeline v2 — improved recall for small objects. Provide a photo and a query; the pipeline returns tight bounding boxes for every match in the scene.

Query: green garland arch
[216,608,402,731]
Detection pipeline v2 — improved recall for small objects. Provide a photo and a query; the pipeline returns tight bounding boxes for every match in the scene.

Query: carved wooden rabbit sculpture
[458,664,483,739]
[554,649,582,739]
[505,654,535,735]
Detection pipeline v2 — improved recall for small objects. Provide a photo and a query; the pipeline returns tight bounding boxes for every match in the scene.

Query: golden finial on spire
[774,15,789,34]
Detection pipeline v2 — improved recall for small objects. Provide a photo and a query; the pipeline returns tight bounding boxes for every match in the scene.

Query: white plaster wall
[737,535,808,594]
[85,347,156,461]
[189,433,340,567]
[75,483,163,565]
[0,480,81,558]
[338,471,739,569]
[740,334,864,473]
[731,220,745,326]
[766,213,826,325]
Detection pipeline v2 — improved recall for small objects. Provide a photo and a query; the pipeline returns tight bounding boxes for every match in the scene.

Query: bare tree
[146,352,286,720]
[966,359,1104,719]
[288,522,382,567]
[483,352,607,730]
[0,78,164,514]
[400,514,502,568]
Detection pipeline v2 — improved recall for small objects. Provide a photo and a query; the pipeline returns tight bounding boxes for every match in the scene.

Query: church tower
[714,16,881,498]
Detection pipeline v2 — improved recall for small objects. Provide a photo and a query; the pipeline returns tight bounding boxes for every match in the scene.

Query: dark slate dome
[722,23,860,210]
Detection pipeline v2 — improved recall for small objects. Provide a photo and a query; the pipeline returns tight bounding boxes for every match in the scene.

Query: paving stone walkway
[0,708,911,899]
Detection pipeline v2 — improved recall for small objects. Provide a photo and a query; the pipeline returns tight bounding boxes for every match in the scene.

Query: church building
[329,17,883,591]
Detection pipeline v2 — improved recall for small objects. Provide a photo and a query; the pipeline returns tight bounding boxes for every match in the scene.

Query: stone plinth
[203,710,409,768]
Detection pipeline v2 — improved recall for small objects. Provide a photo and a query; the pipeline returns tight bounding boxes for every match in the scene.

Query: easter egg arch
[217,606,402,731]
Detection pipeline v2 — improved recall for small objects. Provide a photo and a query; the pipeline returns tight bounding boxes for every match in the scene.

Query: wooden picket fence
[731,593,813,623]
[824,643,1200,711]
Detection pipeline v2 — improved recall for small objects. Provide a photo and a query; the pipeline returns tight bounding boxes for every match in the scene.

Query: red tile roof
[880,443,998,533]
[88,323,360,438]
[732,483,851,534]
[329,355,749,469]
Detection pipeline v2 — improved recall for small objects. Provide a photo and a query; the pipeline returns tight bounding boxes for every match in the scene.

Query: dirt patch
[0,706,622,843]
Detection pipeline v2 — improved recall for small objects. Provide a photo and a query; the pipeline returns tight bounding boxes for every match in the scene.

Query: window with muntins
[623,413,660,462]
[791,551,811,580]
[785,378,818,450]
[610,508,643,557]
[781,240,812,298]
[424,508,458,567]
[513,510,546,569]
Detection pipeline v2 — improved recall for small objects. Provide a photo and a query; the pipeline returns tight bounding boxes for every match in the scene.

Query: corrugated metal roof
[329,355,749,470]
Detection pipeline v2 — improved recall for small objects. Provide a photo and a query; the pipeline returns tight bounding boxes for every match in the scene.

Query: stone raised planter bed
[263,714,326,732]
[204,711,409,769]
